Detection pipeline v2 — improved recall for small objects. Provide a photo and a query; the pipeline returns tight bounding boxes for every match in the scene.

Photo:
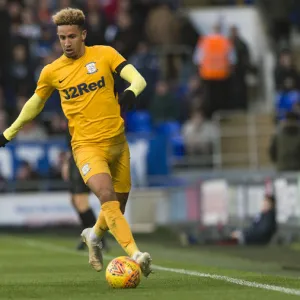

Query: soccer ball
[106,256,141,288]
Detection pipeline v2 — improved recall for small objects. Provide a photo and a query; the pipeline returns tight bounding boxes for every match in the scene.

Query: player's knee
[98,188,116,203]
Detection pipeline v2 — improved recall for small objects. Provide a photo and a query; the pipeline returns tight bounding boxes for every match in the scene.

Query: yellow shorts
[73,141,131,193]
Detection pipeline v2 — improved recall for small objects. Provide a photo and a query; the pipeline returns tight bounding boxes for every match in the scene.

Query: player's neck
[77,45,86,59]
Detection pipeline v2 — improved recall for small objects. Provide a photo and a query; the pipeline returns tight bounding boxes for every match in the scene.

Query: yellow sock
[102,201,139,257]
[94,210,109,238]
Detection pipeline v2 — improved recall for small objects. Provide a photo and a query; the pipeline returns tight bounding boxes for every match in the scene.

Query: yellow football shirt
[35,45,126,148]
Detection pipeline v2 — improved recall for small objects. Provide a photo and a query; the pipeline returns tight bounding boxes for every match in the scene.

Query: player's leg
[93,193,127,239]
[72,150,111,271]
[70,193,110,251]
[115,192,128,213]
[75,145,151,276]
[87,173,141,258]
[91,193,128,252]
[69,156,99,250]
[74,147,117,271]
[88,174,152,277]
[110,142,152,277]
[70,193,93,250]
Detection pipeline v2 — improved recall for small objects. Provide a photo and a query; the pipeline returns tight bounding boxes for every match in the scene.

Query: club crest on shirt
[85,62,98,74]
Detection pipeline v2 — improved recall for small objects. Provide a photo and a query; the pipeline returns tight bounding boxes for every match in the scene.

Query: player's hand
[119,90,136,111]
[0,133,9,147]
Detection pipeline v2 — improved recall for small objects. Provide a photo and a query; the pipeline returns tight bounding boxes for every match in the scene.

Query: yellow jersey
[35,45,126,148]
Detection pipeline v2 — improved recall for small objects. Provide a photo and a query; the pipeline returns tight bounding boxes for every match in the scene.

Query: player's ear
[82,29,87,42]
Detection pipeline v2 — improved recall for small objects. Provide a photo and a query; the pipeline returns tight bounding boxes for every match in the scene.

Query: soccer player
[0,8,152,277]
[61,133,109,252]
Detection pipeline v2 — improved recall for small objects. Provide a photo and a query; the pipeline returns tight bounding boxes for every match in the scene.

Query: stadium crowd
[267,0,300,171]
[0,0,256,181]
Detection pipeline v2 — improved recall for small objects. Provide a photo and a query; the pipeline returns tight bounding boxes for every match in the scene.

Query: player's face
[57,25,87,59]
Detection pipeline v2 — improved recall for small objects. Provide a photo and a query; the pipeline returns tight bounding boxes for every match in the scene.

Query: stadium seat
[172,135,185,157]
[125,110,152,133]
[275,90,300,121]
[156,121,185,157]
[156,121,181,136]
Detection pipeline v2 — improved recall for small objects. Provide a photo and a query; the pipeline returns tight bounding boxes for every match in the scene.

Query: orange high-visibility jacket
[197,34,233,80]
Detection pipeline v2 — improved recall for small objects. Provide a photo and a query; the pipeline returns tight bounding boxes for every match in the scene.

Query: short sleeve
[35,65,55,100]
[105,46,126,73]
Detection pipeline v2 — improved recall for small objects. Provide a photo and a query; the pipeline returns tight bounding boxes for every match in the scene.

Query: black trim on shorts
[115,61,129,75]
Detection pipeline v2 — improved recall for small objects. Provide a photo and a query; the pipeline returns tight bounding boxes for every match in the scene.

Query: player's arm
[0,65,54,147]
[1,94,47,143]
[107,46,147,111]
[119,64,147,97]
[118,63,147,111]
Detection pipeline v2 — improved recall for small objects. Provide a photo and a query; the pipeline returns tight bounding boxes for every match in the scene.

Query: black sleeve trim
[115,61,129,74]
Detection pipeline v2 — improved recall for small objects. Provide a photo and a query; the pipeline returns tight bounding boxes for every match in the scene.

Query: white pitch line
[153,265,300,296]
[20,238,300,296]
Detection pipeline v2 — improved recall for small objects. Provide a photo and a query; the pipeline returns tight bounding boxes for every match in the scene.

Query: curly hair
[52,7,85,29]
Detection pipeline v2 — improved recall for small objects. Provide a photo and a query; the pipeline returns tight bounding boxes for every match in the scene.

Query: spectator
[229,25,250,110]
[16,161,39,181]
[269,112,300,171]
[33,26,55,60]
[99,0,118,24]
[11,94,27,119]
[229,194,277,245]
[10,44,34,95]
[85,10,107,46]
[263,0,293,47]
[0,85,9,113]
[49,150,68,179]
[128,41,159,110]
[15,119,48,141]
[129,0,154,32]
[52,40,63,58]
[274,49,300,91]
[109,11,141,58]
[34,55,62,114]
[57,0,72,10]
[0,110,8,133]
[0,0,11,86]
[7,1,22,26]
[193,23,236,118]
[149,80,180,124]
[180,75,203,122]
[145,3,180,79]
[145,3,179,46]
[36,0,52,25]
[177,13,199,50]
[274,50,300,122]
[275,89,300,121]
[34,54,56,83]
[18,8,41,41]
[14,95,48,141]
[182,110,218,157]
[46,113,66,136]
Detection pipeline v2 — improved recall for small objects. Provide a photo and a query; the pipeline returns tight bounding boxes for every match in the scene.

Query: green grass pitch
[1,234,300,300]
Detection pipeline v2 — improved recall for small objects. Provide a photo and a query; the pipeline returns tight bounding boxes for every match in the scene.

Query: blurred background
[1,0,300,247]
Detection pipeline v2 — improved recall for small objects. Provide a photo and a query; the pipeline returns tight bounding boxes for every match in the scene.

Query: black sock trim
[78,208,96,228]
